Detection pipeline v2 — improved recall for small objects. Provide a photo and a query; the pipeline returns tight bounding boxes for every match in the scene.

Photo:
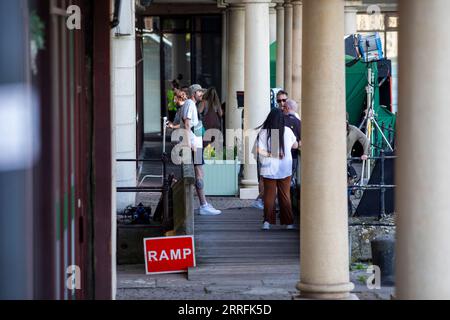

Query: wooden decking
[188,207,300,281]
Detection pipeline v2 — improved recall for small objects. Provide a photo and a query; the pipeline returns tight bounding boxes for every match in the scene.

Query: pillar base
[239,187,259,200]
[293,293,359,300]
[296,281,356,300]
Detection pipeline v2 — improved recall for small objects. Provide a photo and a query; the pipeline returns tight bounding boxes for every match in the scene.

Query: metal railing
[348,150,397,219]
[116,154,173,229]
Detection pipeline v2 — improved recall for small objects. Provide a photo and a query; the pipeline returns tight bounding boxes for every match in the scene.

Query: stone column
[221,10,228,103]
[269,4,277,45]
[291,0,302,113]
[284,0,293,94]
[240,0,271,199]
[344,7,358,35]
[225,4,245,132]
[344,1,361,35]
[269,3,277,88]
[275,2,285,88]
[396,0,450,300]
[297,0,355,300]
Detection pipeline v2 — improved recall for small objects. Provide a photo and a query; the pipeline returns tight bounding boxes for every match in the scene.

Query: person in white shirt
[181,84,221,216]
[256,108,299,230]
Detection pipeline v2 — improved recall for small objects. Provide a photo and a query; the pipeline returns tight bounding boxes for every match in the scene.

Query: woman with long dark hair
[256,108,299,230]
[199,87,223,131]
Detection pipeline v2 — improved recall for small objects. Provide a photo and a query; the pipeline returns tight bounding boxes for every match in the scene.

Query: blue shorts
[192,148,205,166]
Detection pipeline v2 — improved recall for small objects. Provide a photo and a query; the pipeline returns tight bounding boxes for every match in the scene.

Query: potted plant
[203,145,240,196]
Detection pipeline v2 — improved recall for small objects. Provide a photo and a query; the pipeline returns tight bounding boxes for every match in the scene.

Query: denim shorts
[192,148,205,166]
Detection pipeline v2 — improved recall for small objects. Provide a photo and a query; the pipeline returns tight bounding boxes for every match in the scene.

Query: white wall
[143,36,162,134]
[112,1,137,214]
[110,0,139,300]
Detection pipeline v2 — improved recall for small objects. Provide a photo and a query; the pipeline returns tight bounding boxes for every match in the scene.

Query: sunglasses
[277,99,287,103]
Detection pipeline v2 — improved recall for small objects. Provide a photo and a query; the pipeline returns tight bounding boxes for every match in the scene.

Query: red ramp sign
[143,236,196,275]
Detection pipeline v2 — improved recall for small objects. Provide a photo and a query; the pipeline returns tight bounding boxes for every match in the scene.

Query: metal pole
[162,152,170,230]
[162,116,168,154]
[380,150,386,219]
[360,159,366,186]
[373,118,394,152]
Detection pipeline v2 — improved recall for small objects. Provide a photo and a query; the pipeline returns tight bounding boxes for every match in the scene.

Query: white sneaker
[286,224,295,230]
[252,199,264,210]
[199,204,222,216]
[262,222,270,230]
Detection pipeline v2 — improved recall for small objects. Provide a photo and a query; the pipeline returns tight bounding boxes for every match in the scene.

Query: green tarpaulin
[345,55,396,155]
[270,42,277,88]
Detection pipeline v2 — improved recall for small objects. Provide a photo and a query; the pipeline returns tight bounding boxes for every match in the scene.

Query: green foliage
[357,275,368,285]
[30,11,45,50]
[352,263,367,271]
[204,144,238,161]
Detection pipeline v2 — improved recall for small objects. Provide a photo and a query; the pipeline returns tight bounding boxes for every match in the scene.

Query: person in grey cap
[180,84,221,216]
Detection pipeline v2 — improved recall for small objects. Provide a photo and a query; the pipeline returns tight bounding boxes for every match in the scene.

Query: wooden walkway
[188,207,300,281]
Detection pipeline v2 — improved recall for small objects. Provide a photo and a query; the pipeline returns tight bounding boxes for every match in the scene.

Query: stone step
[195,241,299,249]
[196,257,300,265]
[194,226,298,232]
[188,263,300,281]
[195,251,299,257]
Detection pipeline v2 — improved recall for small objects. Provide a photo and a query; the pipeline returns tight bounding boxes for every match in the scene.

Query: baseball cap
[188,84,203,97]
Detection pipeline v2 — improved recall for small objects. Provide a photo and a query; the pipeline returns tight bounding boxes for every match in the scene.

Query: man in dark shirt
[282,99,301,186]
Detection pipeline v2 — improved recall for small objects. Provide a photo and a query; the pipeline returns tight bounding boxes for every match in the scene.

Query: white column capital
[241,0,272,4]
[344,1,362,14]
[345,0,362,8]
[284,0,293,8]
[275,2,285,10]
[345,6,359,13]
[227,3,246,10]
[291,0,303,6]
[222,0,272,6]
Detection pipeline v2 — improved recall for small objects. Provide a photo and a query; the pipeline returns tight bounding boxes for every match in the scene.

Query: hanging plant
[30,11,45,75]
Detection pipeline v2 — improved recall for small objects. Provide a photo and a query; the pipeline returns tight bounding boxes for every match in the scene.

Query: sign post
[143,236,196,275]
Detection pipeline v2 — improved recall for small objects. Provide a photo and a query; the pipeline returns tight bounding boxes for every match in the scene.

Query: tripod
[358,62,394,185]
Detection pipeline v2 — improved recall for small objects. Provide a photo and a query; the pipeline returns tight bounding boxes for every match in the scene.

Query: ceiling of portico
[136,0,398,12]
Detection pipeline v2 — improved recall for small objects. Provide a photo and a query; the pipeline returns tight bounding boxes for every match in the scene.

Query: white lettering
[170,249,182,260]
[148,251,157,262]
[66,265,81,290]
[366,265,381,290]
[66,5,81,30]
[183,248,192,259]
[148,248,193,262]
[159,250,169,261]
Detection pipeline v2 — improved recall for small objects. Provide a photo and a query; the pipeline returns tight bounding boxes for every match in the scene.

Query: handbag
[193,120,205,137]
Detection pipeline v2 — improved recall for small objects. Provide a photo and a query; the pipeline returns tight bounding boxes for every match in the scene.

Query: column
[344,1,361,35]
[269,3,277,88]
[291,0,302,113]
[240,0,271,199]
[344,7,358,35]
[396,0,450,300]
[297,0,355,300]
[275,2,285,88]
[221,10,228,103]
[225,4,245,131]
[284,0,293,94]
[269,4,277,45]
